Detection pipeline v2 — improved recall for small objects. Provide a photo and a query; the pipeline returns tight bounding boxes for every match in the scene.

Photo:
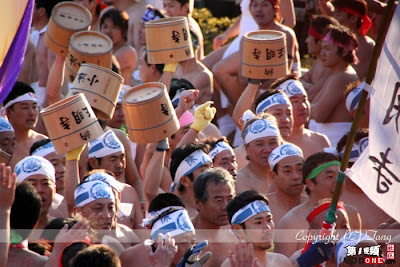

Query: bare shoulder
[267,251,292,266]
[304,128,331,147]
[32,131,48,141]
[120,243,146,263]
[276,204,305,229]
[276,24,296,38]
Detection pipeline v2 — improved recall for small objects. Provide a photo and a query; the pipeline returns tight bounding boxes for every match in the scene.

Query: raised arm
[232,82,260,129]
[46,54,66,105]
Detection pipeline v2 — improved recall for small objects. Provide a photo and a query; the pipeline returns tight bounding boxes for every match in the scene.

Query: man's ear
[180,176,191,189]
[231,224,246,240]
[305,179,315,192]
[37,6,46,17]
[270,169,277,182]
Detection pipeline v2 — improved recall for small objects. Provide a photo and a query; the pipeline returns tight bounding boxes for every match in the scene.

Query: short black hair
[4,81,35,108]
[30,138,51,155]
[309,15,340,41]
[100,8,129,41]
[36,0,58,19]
[169,78,195,108]
[11,183,42,240]
[42,217,79,243]
[148,193,185,213]
[144,52,164,74]
[61,242,91,267]
[227,190,269,228]
[70,244,121,267]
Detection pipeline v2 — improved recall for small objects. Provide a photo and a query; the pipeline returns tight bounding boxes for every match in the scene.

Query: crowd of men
[1,0,399,266]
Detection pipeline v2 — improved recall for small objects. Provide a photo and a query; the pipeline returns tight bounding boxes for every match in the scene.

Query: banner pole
[324,0,397,225]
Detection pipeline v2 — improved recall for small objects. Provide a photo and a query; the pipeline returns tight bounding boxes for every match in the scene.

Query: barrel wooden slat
[45,2,92,57]
[69,63,124,120]
[145,17,194,64]
[40,93,103,154]
[66,31,113,83]
[242,30,288,79]
[122,82,179,143]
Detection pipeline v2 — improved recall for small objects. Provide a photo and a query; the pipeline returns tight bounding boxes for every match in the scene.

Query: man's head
[88,130,125,181]
[302,152,340,198]
[203,137,237,177]
[269,143,304,196]
[170,143,212,193]
[194,168,235,227]
[255,90,293,138]
[0,116,15,156]
[31,139,66,194]
[71,244,121,267]
[242,113,282,168]
[249,0,280,27]
[100,8,129,42]
[33,0,57,23]
[332,0,371,35]
[10,183,42,243]
[138,52,164,83]
[163,0,193,17]
[139,6,165,46]
[272,74,310,127]
[320,25,359,67]
[107,90,125,130]
[14,155,56,216]
[73,177,117,230]
[345,81,370,128]
[227,190,274,250]
[306,15,340,56]
[336,128,368,168]
[4,82,39,131]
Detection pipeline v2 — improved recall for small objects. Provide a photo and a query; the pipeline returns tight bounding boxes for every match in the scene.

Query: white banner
[348,4,400,223]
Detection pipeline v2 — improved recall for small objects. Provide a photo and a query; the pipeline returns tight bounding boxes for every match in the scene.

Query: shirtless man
[31,0,57,107]
[222,190,292,267]
[163,0,204,60]
[299,15,339,103]
[274,152,361,258]
[274,75,331,158]
[309,25,360,148]
[4,82,47,169]
[266,143,308,224]
[192,168,236,267]
[203,137,238,177]
[235,113,283,195]
[0,117,15,164]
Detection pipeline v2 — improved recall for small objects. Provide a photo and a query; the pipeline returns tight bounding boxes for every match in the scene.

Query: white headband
[0,116,14,133]
[345,81,371,112]
[268,143,303,169]
[244,119,280,144]
[74,180,115,207]
[339,137,368,163]
[335,231,374,266]
[14,155,55,183]
[208,141,234,160]
[117,90,124,104]
[231,200,271,225]
[171,150,212,192]
[255,92,291,114]
[85,172,124,192]
[3,92,37,113]
[276,79,307,98]
[150,209,195,241]
[31,141,56,158]
[88,130,125,159]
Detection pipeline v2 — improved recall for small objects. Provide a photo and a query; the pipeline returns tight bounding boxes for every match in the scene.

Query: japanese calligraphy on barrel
[66,31,113,83]
[40,93,103,154]
[242,30,288,80]
[69,63,124,120]
[145,16,194,64]
[122,82,179,144]
[45,2,92,57]
[0,150,11,165]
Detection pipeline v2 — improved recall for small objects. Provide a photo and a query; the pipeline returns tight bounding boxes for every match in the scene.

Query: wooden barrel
[65,31,113,83]
[242,30,288,80]
[69,63,124,120]
[40,93,103,154]
[145,16,194,64]
[45,2,92,57]
[0,150,11,165]
[122,82,179,144]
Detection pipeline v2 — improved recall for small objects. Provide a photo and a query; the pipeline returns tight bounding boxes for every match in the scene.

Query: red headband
[307,202,346,224]
[308,25,323,40]
[337,7,372,35]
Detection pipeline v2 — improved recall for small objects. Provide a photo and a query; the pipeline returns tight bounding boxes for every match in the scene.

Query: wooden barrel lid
[70,31,113,55]
[124,86,163,103]
[245,30,285,42]
[145,16,187,28]
[52,2,92,31]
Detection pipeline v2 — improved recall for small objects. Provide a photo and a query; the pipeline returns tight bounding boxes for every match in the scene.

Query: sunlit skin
[306,165,339,200]
[249,0,275,27]
[100,18,125,49]
[6,101,39,131]
[213,150,238,177]
[289,94,310,127]
[78,198,117,230]
[24,175,56,215]
[305,35,322,56]
[90,151,125,181]
[245,136,280,168]
[240,211,275,250]
[266,104,293,138]
[163,0,188,17]
[107,104,125,130]
[0,131,16,156]
[45,152,66,194]
[320,41,344,69]
[272,155,304,196]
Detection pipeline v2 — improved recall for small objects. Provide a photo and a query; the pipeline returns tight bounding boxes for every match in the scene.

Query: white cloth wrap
[208,141,234,160]
[2,92,38,115]
[14,155,55,183]
[244,119,280,144]
[171,150,212,191]
[339,137,368,163]
[85,172,124,192]
[255,92,291,114]
[276,79,307,98]
[268,143,303,169]
[335,231,374,266]
[31,141,56,158]
[74,180,115,207]
[88,130,125,159]
[150,209,195,241]
[231,200,271,225]
[0,116,14,132]
[345,81,372,112]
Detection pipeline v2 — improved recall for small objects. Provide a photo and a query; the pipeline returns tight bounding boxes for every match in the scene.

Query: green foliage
[192,8,237,56]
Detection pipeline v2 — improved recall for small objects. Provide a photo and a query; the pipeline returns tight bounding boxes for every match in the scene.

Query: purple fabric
[0,0,34,103]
